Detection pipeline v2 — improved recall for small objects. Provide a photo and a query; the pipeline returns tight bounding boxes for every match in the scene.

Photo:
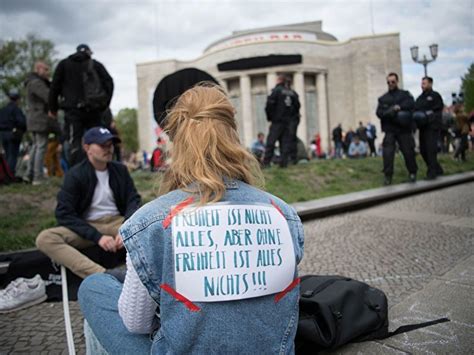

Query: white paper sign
[172,203,296,302]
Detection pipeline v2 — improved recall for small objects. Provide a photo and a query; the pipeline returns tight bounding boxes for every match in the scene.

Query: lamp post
[410,44,438,77]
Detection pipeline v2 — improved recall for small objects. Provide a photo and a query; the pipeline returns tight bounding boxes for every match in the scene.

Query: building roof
[204,20,338,53]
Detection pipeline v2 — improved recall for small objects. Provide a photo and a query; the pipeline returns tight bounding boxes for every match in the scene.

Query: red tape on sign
[274,278,301,303]
[160,283,201,312]
[163,197,194,229]
[270,199,285,217]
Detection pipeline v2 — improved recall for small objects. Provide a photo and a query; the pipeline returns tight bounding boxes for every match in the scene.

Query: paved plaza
[1,182,473,354]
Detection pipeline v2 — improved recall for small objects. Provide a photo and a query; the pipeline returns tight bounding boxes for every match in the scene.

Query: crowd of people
[376,73,472,184]
[326,74,473,185]
[0,44,122,185]
[254,72,474,174]
[2,83,305,354]
[330,121,378,159]
[0,42,473,353]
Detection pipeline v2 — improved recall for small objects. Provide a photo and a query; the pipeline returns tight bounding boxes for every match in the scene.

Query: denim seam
[279,299,299,355]
[129,239,162,302]
[122,214,166,240]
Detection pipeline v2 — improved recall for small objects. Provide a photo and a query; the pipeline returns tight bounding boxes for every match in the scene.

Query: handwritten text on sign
[172,203,296,302]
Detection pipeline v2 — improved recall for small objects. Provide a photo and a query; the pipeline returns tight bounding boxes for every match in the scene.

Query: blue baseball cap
[83,127,120,145]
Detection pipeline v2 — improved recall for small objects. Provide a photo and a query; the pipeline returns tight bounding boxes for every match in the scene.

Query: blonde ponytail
[159,83,263,204]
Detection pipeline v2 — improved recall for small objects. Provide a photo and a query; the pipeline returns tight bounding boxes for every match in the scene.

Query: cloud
[1,0,472,113]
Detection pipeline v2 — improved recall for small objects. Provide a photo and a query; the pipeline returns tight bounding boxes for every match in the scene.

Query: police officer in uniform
[414,77,444,179]
[263,74,300,168]
[376,73,417,185]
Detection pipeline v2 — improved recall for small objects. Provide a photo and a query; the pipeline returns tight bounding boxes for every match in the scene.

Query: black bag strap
[387,318,450,338]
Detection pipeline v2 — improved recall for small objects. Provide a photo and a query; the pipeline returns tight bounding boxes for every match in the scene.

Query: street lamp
[410,44,438,76]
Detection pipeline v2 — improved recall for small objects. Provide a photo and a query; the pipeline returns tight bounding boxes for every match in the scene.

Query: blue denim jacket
[120,180,305,354]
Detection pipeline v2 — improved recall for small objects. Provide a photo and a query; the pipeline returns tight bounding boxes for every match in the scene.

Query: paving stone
[442,217,474,229]
[330,341,410,354]
[438,255,474,286]
[380,279,474,354]
[361,209,459,224]
[363,181,474,218]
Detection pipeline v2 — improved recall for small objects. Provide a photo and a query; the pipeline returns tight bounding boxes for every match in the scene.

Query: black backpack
[82,59,109,111]
[295,275,449,353]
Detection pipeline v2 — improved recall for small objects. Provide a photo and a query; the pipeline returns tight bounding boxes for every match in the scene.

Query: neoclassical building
[136,21,402,153]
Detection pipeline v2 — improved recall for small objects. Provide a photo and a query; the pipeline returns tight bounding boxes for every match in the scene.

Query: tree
[0,34,57,104]
[461,62,474,113]
[115,108,139,153]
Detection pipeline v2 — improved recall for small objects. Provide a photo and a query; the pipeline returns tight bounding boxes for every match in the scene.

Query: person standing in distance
[263,74,300,168]
[376,73,417,185]
[284,76,301,165]
[332,124,343,159]
[49,44,114,166]
[414,77,444,179]
[24,61,52,185]
[366,122,377,157]
[0,89,27,176]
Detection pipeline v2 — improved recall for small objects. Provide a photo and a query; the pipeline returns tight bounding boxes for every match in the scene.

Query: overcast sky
[1,0,473,115]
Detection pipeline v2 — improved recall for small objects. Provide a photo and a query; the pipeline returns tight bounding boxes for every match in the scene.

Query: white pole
[61,265,76,355]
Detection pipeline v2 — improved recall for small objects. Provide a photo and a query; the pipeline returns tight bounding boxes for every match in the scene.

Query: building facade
[136,21,402,153]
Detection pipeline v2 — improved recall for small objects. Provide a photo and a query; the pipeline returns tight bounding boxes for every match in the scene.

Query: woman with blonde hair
[79,83,305,354]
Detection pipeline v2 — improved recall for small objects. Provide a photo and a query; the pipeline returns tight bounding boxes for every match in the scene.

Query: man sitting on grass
[36,127,141,278]
[348,135,368,159]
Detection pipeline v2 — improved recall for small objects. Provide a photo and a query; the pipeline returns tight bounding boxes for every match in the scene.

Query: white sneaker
[0,274,43,295]
[0,275,46,313]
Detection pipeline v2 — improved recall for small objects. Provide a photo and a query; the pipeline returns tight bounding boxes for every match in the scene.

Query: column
[266,72,277,94]
[317,72,330,154]
[293,71,307,144]
[219,79,228,93]
[240,75,253,148]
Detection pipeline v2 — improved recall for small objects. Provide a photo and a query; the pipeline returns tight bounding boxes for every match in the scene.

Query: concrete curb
[292,171,474,220]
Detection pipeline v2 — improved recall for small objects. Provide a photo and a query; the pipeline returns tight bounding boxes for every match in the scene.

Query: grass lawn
[1,152,473,252]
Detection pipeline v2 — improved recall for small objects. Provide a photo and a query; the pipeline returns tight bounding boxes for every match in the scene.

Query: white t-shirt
[84,169,120,221]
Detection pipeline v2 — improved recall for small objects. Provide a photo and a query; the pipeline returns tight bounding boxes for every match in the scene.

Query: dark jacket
[332,126,342,142]
[49,51,114,113]
[265,83,300,123]
[376,89,415,132]
[357,125,368,141]
[25,73,51,133]
[0,101,27,132]
[55,159,141,243]
[414,89,444,129]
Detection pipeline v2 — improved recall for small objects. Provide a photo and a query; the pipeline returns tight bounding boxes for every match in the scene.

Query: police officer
[376,73,417,185]
[263,74,300,168]
[414,77,444,179]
